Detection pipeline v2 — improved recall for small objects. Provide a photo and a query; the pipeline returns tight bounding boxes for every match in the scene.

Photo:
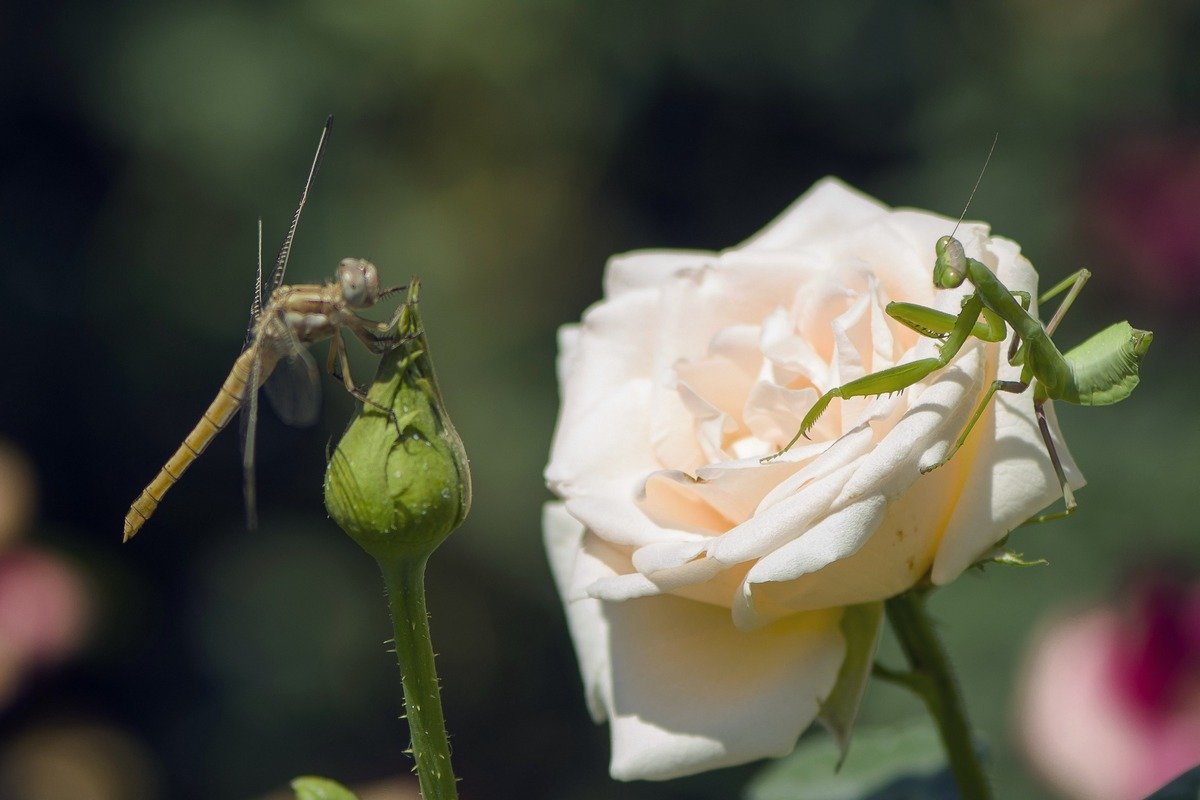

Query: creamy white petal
[931,389,1084,584]
[733,449,971,622]
[566,493,695,548]
[543,503,613,722]
[589,555,727,602]
[738,177,888,252]
[603,595,844,780]
[742,497,888,587]
[706,460,863,566]
[631,540,707,574]
[604,249,714,299]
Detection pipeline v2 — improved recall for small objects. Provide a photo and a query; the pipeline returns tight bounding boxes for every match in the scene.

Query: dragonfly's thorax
[264,282,352,344]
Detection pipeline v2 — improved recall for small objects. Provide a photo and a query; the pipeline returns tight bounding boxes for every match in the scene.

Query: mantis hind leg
[1022,400,1077,524]
[1009,269,1089,368]
[919,379,1028,475]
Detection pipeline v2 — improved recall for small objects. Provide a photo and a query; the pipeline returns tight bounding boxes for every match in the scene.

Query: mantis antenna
[949,132,999,240]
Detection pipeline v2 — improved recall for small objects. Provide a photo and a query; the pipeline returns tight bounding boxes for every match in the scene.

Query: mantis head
[933,235,968,289]
[337,258,382,308]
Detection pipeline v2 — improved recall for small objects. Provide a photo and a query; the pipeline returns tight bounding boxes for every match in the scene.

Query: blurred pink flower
[0,548,89,662]
[0,548,90,705]
[1019,576,1200,799]
[1084,134,1200,308]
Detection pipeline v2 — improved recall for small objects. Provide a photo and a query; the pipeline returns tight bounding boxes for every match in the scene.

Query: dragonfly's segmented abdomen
[122,350,258,541]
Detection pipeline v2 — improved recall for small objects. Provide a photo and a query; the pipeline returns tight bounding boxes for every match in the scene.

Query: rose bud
[324,280,471,563]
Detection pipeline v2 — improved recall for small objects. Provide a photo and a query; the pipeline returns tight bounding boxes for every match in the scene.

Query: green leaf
[745,719,953,800]
[290,776,361,800]
[818,602,884,765]
[1143,763,1200,798]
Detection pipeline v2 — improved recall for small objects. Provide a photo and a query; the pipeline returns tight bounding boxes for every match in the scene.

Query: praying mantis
[766,161,1153,523]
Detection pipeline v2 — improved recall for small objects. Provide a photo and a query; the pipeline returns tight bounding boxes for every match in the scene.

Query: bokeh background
[2,1,1199,798]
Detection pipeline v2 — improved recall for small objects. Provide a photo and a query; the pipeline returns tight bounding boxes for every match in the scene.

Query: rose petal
[588,555,728,602]
[602,595,844,780]
[706,460,863,567]
[631,540,707,574]
[735,497,888,629]
[738,177,888,252]
[544,503,613,722]
[733,449,972,622]
[931,388,1083,583]
[638,471,735,535]
[604,250,713,299]
[565,494,695,549]
[556,324,581,386]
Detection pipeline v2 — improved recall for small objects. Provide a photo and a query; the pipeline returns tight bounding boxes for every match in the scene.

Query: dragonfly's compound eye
[337,258,381,308]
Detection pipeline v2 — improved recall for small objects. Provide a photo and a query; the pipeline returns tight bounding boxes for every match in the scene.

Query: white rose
[544,178,1083,781]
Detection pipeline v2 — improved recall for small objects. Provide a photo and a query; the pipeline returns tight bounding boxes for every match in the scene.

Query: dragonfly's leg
[1022,398,1077,524]
[919,379,1028,475]
[366,284,413,348]
[1039,269,1091,336]
[344,309,416,354]
[333,334,402,434]
[371,299,411,337]
[326,328,342,376]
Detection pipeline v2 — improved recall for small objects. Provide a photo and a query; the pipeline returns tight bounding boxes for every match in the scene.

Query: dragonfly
[124,118,407,541]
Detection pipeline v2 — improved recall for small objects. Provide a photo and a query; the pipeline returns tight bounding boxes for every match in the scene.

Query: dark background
[2,2,1199,798]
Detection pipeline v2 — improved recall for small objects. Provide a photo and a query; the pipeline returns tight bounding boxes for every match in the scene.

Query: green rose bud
[324,280,466,799]
[324,279,471,564]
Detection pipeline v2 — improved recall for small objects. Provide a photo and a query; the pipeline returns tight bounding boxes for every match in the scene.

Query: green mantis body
[768,234,1153,522]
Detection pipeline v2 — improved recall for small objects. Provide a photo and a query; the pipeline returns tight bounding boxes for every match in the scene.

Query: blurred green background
[2,1,1198,798]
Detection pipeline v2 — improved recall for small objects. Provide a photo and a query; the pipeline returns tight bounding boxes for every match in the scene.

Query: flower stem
[884,590,992,800]
[380,555,458,800]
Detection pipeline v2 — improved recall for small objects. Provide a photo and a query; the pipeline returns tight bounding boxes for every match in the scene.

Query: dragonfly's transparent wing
[239,339,266,531]
[262,344,322,427]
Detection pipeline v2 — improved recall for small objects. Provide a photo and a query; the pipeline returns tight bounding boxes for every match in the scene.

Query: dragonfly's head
[933,235,968,289]
[337,258,381,308]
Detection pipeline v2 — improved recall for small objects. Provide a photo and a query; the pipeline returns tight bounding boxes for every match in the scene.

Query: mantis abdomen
[1037,321,1153,406]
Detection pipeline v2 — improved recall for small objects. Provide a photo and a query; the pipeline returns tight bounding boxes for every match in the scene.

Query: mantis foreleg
[763,295,986,460]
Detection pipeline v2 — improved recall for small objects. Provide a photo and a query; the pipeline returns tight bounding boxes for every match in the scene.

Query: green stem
[884,590,992,800]
[380,556,458,800]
